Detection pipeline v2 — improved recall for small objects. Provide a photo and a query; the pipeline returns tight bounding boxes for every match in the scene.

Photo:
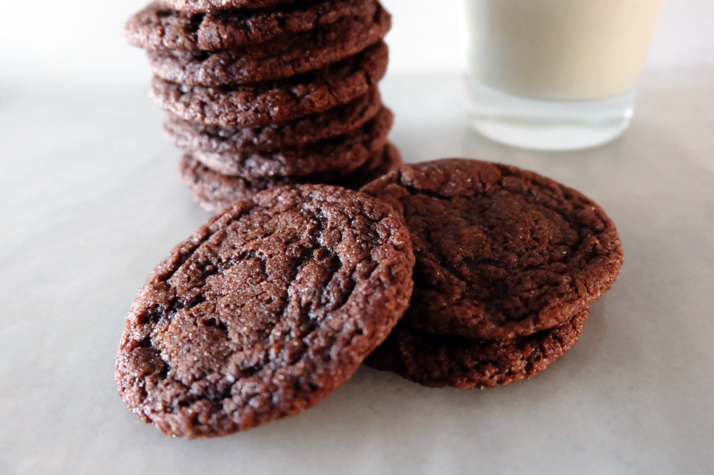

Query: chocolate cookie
[361,159,623,340]
[163,87,382,153]
[116,184,415,438]
[150,41,388,127]
[163,0,299,13]
[147,3,389,86]
[127,0,376,51]
[190,106,392,177]
[179,143,398,213]
[364,310,587,389]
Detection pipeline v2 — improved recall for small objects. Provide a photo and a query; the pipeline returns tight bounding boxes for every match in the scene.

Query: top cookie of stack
[126,0,397,213]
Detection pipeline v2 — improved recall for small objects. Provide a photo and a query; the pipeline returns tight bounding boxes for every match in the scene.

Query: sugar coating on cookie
[116,185,414,438]
[361,158,623,340]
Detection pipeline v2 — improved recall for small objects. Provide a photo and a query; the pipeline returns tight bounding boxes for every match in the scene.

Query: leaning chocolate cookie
[147,3,390,86]
[126,0,376,51]
[361,159,623,340]
[116,185,415,438]
[150,41,388,127]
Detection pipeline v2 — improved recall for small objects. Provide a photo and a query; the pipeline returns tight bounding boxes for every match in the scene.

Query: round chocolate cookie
[150,41,388,127]
[190,106,392,177]
[163,87,382,153]
[364,310,587,389]
[163,0,299,13]
[179,143,399,213]
[361,159,623,340]
[116,184,415,438]
[126,0,376,51]
[147,3,389,86]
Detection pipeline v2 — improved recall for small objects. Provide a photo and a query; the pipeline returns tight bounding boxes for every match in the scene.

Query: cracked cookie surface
[116,184,414,437]
[361,159,623,340]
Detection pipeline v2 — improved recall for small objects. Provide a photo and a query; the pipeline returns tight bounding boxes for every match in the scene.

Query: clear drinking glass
[465,0,665,150]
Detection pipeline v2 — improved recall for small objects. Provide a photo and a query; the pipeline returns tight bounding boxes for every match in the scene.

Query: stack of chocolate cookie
[361,159,625,388]
[126,0,398,213]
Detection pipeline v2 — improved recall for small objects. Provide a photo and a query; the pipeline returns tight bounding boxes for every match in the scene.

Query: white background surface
[2,0,714,474]
[2,70,714,474]
[0,0,713,85]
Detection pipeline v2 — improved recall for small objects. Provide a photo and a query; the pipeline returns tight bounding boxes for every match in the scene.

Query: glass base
[465,77,636,151]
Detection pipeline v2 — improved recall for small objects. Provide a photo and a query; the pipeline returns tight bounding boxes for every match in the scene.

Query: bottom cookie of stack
[179,143,402,213]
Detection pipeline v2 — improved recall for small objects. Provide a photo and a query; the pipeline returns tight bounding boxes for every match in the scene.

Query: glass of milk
[465,0,665,150]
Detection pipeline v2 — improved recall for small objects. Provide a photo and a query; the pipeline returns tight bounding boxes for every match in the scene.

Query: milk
[466,0,665,101]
